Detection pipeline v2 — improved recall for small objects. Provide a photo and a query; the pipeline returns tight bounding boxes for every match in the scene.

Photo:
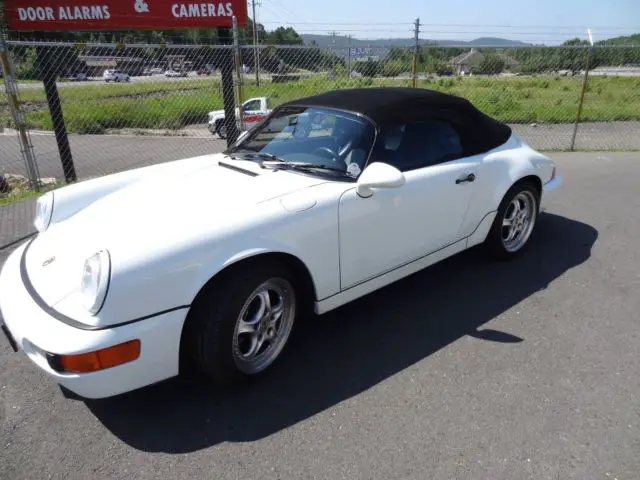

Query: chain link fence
[2,40,640,246]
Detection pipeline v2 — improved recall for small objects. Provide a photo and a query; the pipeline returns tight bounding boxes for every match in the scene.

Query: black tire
[215,120,227,139]
[484,181,540,260]
[181,261,299,384]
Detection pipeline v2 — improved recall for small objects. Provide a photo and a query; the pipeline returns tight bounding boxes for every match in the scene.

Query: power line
[257,21,639,30]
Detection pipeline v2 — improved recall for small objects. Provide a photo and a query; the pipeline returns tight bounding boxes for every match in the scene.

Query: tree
[267,27,303,46]
[471,52,505,74]
[353,58,380,77]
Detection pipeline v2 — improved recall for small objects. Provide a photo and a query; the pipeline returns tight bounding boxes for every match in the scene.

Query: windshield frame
[224,104,379,181]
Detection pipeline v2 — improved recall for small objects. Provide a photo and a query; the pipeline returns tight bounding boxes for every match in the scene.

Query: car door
[241,99,264,129]
[338,119,482,289]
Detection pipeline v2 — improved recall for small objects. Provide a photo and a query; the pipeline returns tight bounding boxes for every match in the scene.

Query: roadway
[1,152,639,479]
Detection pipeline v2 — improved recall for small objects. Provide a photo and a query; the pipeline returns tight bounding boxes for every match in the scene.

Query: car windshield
[225,106,376,179]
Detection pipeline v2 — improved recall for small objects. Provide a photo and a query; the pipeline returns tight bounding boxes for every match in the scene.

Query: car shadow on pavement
[85,212,598,453]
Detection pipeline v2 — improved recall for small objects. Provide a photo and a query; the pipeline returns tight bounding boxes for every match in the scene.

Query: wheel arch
[191,249,318,311]
[467,173,543,249]
[507,174,542,209]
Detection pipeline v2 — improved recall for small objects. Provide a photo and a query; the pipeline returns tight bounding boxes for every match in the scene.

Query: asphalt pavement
[1,121,639,182]
[0,131,227,180]
[1,152,639,479]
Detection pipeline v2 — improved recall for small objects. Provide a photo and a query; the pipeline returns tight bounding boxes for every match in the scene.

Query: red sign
[4,0,247,31]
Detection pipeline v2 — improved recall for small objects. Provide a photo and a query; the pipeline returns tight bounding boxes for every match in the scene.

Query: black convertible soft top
[278,87,513,156]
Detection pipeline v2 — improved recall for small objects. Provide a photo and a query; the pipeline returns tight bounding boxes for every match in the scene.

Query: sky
[253,0,640,44]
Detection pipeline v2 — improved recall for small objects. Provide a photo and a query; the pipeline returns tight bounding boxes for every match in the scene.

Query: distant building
[78,55,145,76]
[449,48,519,75]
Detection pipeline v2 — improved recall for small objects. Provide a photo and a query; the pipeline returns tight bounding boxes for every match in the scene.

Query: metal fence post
[0,35,41,191]
[412,18,420,87]
[570,41,595,151]
[233,16,244,133]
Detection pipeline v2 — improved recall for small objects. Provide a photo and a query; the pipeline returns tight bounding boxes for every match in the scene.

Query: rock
[0,175,9,194]
[0,173,58,194]
[39,177,57,186]
[2,173,30,189]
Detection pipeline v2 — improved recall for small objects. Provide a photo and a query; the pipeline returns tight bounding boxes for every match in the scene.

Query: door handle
[456,173,476,184]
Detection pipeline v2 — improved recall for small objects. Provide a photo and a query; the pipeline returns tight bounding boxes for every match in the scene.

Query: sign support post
[219,27,240,146]
[36,42,77,183]
[4,0,248,150]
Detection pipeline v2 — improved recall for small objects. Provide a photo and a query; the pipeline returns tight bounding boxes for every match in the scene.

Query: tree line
[1,1,638,79]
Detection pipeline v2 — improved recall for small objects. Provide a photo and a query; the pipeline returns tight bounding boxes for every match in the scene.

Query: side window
[374,120,463,172]
[243,99,261,111]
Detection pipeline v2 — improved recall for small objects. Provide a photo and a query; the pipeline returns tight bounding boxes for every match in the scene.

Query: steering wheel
[312,146,341,163]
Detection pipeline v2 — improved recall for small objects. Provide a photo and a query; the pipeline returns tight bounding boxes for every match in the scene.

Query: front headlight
[80,250,111,315]
[34,192,54,232]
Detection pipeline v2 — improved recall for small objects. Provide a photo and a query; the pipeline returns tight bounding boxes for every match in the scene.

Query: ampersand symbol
[134,0,149,13]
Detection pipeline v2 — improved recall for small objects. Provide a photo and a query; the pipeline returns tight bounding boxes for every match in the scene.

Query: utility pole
[412,17,420,87]
[251,0,260,86]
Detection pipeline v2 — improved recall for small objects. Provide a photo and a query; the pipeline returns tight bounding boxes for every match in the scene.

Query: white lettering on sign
[17,5,111,22]
[58,5,111,20]
[171,2,234,18]
[18,7,56,21]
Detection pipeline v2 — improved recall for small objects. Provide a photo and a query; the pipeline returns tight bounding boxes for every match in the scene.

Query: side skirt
[315,238,467,315]
[314,210,498,316]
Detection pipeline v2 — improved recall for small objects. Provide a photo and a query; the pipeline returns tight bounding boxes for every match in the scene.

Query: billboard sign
[4,0,248,31]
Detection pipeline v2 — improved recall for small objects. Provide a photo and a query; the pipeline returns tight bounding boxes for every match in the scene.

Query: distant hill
[598,33,640,45]
[466,37,531,46]
[300,33,530,48]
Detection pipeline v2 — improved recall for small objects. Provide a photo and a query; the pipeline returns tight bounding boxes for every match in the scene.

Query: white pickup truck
[207,96,273,139]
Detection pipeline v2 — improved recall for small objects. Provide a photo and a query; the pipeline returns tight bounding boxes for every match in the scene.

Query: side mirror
[356,162,405,198]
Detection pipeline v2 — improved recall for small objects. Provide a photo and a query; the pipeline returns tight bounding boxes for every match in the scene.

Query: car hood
[24,154,327,306]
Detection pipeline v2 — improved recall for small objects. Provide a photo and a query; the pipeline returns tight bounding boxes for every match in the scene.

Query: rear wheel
[485,181,539,260]
[216,120,227,139]
[182,261,298,384]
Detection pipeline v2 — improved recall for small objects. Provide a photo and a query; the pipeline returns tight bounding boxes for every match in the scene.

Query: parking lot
[1,151,639,479]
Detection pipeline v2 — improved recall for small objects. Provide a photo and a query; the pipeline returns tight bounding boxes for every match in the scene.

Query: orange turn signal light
[58,340,141,374]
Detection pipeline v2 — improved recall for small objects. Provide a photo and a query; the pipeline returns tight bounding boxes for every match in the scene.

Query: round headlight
[34,192,54,232]
[80,250,111,315]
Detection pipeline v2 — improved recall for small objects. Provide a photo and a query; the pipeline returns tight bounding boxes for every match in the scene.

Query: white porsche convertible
[0,87,562,399]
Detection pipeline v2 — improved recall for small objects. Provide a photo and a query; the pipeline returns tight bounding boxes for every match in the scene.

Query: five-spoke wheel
[182,261,299,384]
[485,181,540,259]
[233,278,296,374]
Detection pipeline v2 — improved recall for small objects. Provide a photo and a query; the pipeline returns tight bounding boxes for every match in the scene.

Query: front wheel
[484,182,539,260]
[182,262,298,384]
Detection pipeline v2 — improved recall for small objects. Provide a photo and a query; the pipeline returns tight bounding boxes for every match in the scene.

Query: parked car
[197,67,216,76]
[103,70,130,82]
[0,87,562,399]
[165,70,187,78]
[208,96,272,138]
[70,73,88,81]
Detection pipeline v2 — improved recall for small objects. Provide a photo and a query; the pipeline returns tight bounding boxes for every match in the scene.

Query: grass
[0,181,62,207]
[1,74,639,133]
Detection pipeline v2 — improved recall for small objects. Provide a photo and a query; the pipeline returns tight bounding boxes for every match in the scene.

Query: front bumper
[540,175,562,212]
[0,240,188,399]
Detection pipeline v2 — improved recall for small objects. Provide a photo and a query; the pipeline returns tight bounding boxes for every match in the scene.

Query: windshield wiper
[228,150,285,163]
[261,160,347,174]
